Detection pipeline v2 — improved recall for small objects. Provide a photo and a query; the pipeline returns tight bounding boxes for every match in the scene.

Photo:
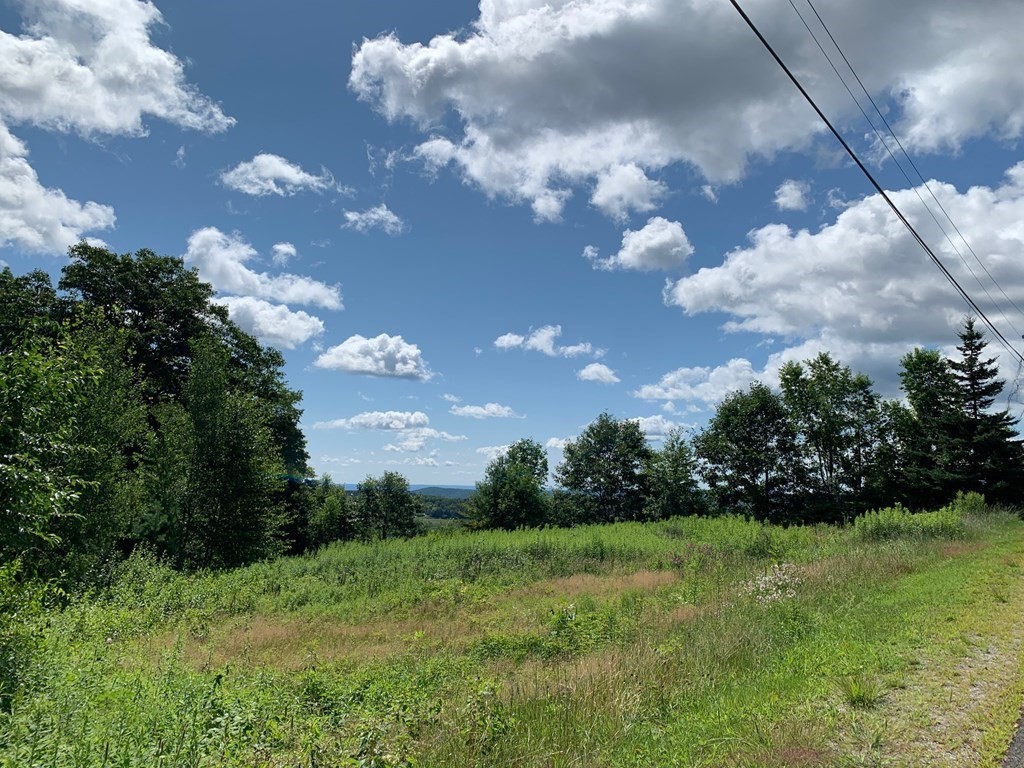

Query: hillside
[4,501,1024,766]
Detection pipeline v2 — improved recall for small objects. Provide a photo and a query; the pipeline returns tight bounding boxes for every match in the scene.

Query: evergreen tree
[897,348,964,509]
[949,316,1023,502]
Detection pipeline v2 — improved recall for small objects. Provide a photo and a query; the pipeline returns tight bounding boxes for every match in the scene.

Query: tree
[644,428,705,520]
[554,413,651,524]
[468,439,549,529]
[779,353,881,519]
[59,243,224,401]
[59,243,309,477]
[949,316,1023,502]
[305,476,356,549]
[693,383,804,521]
[355,472,422,540]
[898,348,965,509]
[0,329,98,566]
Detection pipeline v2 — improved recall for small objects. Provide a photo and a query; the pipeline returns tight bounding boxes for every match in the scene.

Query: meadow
[4,495,1024,767]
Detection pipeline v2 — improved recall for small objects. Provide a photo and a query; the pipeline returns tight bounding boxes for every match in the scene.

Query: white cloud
[590,163,666,221]
[314,333,433,380]
[494,325,599,358]
[476,445,510,461]
[221,154,335,197]
[315,410,430,430]
[634,358,760,407]
[174,146,186,167]
[654,162,1024,401]
[271,242,297,266]
[577,362,620,384]
[774,179,810,211]
[184,228,342,310]
[545,437,571,451]
[442,393,462,403]
[494,332,526,349]
[215,296,324,349]
[451,402,523,419]
[383,428,467,452]
[0,124,115,253]
[585,216,692,272]
[342,204,405,235]
[0,0,233,137]
[351,1,1024,220]
[630,415,683,439]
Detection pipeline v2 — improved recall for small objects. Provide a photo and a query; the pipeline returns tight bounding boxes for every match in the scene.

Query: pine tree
[949,316,1023,502]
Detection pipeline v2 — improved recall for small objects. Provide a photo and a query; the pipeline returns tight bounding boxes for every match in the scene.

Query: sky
[3,0,1024,486]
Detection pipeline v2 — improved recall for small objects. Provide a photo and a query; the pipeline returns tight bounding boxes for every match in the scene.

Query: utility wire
[784,0,1022,344]
[798,0,1024,331]
[726,0,1024,365]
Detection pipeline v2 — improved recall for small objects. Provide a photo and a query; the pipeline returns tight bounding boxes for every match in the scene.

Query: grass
[3,499,1024,766]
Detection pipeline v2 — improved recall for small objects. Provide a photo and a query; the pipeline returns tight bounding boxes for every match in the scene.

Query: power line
[726,0,1024,365]
[795,0,1024,334]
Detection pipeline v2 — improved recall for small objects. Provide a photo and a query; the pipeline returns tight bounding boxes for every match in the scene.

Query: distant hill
[412,486,474,500]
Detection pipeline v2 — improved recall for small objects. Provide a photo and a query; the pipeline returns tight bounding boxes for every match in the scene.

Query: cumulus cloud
[476,445,510,461]
[0,0,232,252]
[0,0,233,137]
[442,393,462,403]
[774,179,810,211]
[314,410,430,430]
[271,242,297,266]
[350,0,1024,219]
[650,163,1024,403]
[314,333,433,380]
[590,163,666,221]
[451,402,523,419]
[0,124,115,252]
[383,428,467,452]
[545,437,571,451]
[585,216,692,272]
[184,228,342,310]
[342,204,405,235]
[221,154,336,196]
[577,363,620,384]
[630,415,682,438]
[494,325,599,358]
[215,296,324,349]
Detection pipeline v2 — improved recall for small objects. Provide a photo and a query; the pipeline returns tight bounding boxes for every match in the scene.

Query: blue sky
[3,0,1024,485]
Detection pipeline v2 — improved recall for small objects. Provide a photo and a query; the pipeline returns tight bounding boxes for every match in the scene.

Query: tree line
[3,244,1022,581]
[468,317,1023,530]
[1,245,421,585]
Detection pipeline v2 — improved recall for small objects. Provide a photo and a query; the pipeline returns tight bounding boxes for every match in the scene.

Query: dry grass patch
[510,569,678,601]
[158,614,484,670]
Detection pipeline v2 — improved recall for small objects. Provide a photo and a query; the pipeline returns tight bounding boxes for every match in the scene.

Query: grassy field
[3,498,1024,766]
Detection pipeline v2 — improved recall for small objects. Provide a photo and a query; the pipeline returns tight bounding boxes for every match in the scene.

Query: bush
[951,491,987,516]
[853,503,965,542]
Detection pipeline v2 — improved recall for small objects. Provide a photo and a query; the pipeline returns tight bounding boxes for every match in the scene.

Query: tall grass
[1,503,1020,767]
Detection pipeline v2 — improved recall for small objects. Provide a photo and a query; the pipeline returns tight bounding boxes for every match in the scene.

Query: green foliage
[853,503,965,542]
[356,471,423,541]
[178,336,285,569]
[306,476,356,549]
[555,412,651,524]
[0,329,97,563]
[780,353,882,519]
[644,428,704,520]
[694,382,804,522]
[468,439,549,529]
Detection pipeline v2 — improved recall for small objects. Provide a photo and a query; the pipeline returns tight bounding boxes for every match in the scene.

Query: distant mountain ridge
[411,486,474,499]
